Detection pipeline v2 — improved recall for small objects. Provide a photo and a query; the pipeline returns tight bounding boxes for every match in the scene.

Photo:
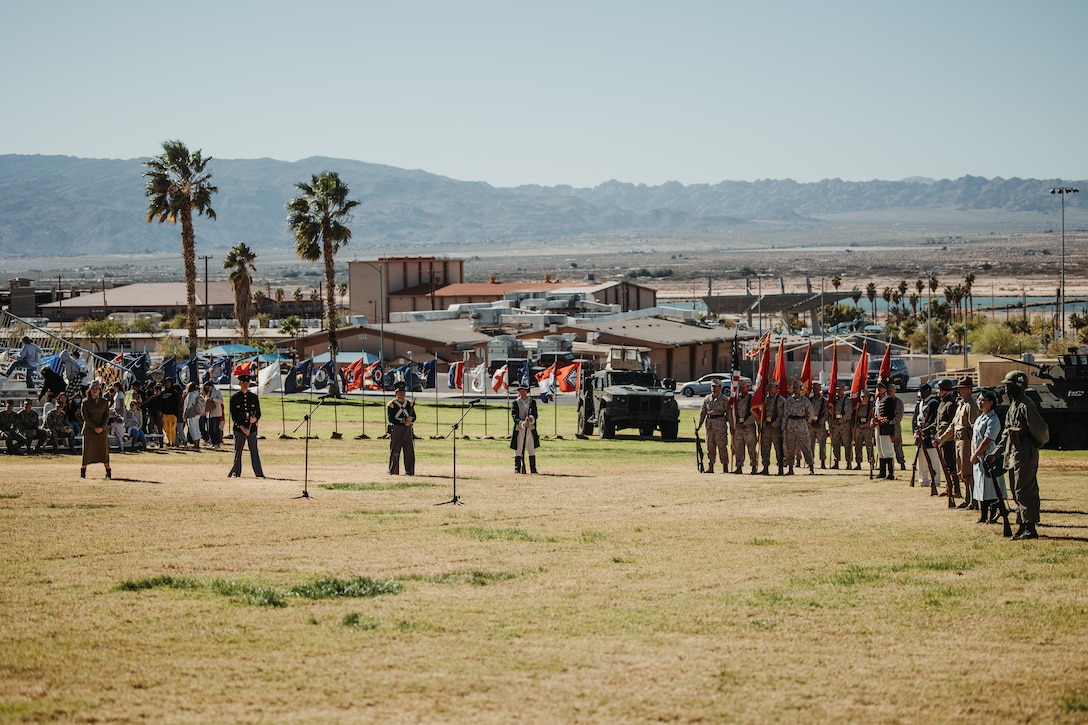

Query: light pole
[1050,186,1079,341]
[927,265,939,379]
[198,254,212,345]
[357,260,386,377]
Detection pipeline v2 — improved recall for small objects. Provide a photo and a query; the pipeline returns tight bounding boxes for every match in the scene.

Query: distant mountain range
[0,154,1082,257]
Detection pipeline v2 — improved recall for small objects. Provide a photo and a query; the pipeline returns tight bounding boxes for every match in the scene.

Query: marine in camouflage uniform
[759,380,785,475]
[808,382,829,469]
[731,380,758,474]
[697,379,730,474]
[783,381,816,475]
[1,401,27,454]
[829,381,853,469]
[852,389,875,471]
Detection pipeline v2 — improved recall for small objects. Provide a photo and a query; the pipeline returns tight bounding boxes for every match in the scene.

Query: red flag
[750,336,772,422]
[799,341,813,396]
[491,364,508,393]
[828,344,839,410]
[232,361,254,378]
[343,358,365,392]
[850,344,869,399]
[556,362,581,393]
[773,337,789,394]
[878,345,892,383]
[363,360,383,390]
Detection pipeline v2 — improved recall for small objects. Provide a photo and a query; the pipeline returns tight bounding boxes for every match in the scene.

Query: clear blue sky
[2,0,1083,188]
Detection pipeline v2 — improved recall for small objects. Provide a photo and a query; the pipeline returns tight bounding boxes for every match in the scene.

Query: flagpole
[483,350,489,438]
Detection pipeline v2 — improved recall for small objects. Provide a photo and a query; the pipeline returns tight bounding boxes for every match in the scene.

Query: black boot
[80,467,86,479]
[976,502,990,524]
[529,456,538,474]
[1013,522,1039,540]
[105,468,111,480]
[514,456,523,474]
[988,501,1002,525]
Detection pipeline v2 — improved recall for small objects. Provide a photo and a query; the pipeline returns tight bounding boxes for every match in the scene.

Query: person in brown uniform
[784,380,816,475]
[697,379,730,474]
[731,379,758,474]
[933,379,963,501]
[829,381,854,469]
[80,380,112,479]
[759,379,785,475]
[1000,370,1050,540]
[852,388,875,471]
[808,381,829,469]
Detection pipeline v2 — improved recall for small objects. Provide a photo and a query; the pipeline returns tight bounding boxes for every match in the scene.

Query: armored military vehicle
[995,353,1088,450]
[577,349,680,440]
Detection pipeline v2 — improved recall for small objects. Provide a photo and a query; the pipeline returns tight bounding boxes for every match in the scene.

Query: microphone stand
[437,399,478,506]
[290,395,328,500]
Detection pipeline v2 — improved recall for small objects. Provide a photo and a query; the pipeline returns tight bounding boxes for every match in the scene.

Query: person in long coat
[81,380,111,479]
[510,384,540,474]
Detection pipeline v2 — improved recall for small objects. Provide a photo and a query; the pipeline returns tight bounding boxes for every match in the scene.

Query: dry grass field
[2,398,1087,723]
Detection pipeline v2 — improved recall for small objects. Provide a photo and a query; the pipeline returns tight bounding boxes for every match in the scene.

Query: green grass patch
[890,556,977,572]
[289,576,401,599]
[116,575,202,592]
[210,580,287,608]
[1061,688,1088,713]
[0,492,21,499]
[320,482,438,491]
[816,564,884,588]
[402,569,524,586]
[48,503,117,509]
[748,537,777,546]
[449,526,553,542]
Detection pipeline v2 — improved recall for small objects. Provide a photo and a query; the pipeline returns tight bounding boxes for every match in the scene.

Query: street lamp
[356,260,386,377]
[1050,186,1079,341]
[198,254,212,344]
[927,265,939,379]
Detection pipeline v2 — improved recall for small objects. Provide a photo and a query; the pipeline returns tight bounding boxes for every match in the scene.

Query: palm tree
[851,286,862,309]
[337,282,348,317]
[274,288,285,318]
[223,242,257,344]
[144,141,217,356]
[865,282,877,320]
[252,289,265,315]
[286,172,359,397]
[831,274,842,293]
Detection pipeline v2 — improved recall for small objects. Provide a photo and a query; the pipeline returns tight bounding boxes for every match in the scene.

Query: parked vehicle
[578,368,680,440]
[866,356,909,391]
[678,373,752,397]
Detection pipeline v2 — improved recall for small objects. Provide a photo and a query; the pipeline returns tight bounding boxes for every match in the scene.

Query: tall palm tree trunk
[180,203,198,356]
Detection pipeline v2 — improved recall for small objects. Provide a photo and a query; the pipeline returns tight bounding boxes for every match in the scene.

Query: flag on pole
[343,358,365,392]
[257,362,280,396]
[750,336,772,421]
[518,360,531,389]
[284,359,312,393]
[417,360,435,389]
[232,361,255,379]
[799,341,813,396]
[492,364,508,393]
[363,360,383,390]
[312,360,334,390]
[556,362,581,393]
[773,337,789,394]
[448,361,463,390]
[469,363,487,393]
[850,343,869,399]
[828,344,839,410]
[878,345,892,384]
[535,362,557,402]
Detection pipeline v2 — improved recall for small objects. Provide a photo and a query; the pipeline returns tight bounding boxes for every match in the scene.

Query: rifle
[909,442,919,487]
[920,440,940,496]
[932,438,957,509]
[984,454,1013,537]
[694,418,705,473]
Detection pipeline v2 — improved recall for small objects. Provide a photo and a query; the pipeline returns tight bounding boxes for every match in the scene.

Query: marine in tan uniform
[808,382,829,468]
[784,380,816,475]
[759,380,785,475]
[953,376,980,507]
[697,379,730,474]
[829,381,854,469]
[731,379,758,474]
[852,388,875,470]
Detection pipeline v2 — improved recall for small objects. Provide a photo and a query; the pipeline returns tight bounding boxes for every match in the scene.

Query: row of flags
[447,360,583,402]
[747,336,890,421]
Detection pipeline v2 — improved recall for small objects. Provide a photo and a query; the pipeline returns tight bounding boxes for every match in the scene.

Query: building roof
[365,319,492,348]
[702,291,854,316]
[565,317,756,347]
[42,281,237,309]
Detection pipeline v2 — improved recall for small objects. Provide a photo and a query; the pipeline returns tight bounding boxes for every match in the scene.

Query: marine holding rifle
[1000,371,1050,540]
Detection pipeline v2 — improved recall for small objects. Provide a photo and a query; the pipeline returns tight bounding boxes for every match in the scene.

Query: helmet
[936,378,955,392]
[1002,370,1028,389]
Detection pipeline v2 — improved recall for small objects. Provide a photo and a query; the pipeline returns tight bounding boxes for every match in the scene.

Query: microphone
[468,399,481,405]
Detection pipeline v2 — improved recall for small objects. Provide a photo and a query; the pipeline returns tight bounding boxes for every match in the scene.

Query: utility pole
[198,255,212,344]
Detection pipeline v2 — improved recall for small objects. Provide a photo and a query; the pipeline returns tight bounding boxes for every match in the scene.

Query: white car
[678,373,751,397]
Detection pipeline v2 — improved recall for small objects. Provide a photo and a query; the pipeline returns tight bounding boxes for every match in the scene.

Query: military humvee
[577,348,680,440]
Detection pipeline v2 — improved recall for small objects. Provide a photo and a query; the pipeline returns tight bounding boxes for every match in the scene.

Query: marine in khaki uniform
[829,381,853,469]
[852,388,875,471]
[808,382,829,469]
[783,380,816,475]
[953,376,980,507]
[731,379,758,474]
[759,380,785,475]
[697,379,730,474]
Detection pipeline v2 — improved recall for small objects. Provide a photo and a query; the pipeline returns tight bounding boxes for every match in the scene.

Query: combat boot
[732,466,743,474]
[750,466,758,475]
[808,464,816,475]
[759,465,769,476]
[976,502,990,524]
